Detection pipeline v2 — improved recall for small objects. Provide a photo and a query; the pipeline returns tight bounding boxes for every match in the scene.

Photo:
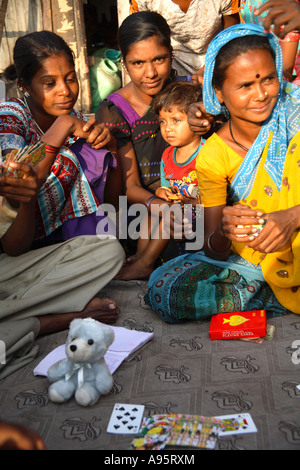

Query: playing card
[130,415,176,450]
[107,403,145,434]
[166,414,221,449]
[216,413,257,436]
[1,142,47,178]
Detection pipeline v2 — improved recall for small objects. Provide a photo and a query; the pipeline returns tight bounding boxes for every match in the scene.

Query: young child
[115,81,206,281]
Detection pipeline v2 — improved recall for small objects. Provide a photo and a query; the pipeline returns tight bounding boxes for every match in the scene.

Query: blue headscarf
[203,24,300,202]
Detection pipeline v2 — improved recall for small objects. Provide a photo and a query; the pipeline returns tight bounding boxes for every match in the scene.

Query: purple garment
[107,92,140,128]
[61,140,117,239]
[71,138,116,203]
[39,140,117,243]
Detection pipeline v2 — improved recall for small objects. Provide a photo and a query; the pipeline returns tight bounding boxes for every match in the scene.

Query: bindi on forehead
[256,73,260,79]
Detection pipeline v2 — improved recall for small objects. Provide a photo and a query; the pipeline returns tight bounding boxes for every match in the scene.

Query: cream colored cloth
[0,196,17,238]
[0,235,125,378]
[0,235,125,319]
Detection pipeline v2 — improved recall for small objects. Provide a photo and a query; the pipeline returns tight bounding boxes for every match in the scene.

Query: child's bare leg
[126,237,150,264]
[115,237,168,280]
[115,216,168,280]
[38,297,120,335]
[125,213,151,264]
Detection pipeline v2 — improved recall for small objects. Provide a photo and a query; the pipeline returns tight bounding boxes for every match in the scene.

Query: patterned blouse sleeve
[0,100,28,151]
[95,99,133,148]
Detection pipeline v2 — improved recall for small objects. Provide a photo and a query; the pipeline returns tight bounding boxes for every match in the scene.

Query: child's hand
[155,186,177,201]
[0,162,39,205]
[176,194,198,206]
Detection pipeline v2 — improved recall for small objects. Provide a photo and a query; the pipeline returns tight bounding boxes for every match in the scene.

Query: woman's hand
[71,117,112,149]
[81,118,112,149]
[0,163,40,255]
[219,204,266,243]
[42,115,112,151]
[255,0,300,38]
[246,206,300,253]
[187,102,212,135]
[0,162,39,205]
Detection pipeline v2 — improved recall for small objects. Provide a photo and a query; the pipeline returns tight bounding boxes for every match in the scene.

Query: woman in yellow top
[146,22,300,323]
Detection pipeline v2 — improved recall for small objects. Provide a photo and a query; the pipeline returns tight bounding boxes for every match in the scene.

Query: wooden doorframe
[0,0,8,46]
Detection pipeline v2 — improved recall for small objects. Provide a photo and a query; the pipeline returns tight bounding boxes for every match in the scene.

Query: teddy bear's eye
[88,339,94,345]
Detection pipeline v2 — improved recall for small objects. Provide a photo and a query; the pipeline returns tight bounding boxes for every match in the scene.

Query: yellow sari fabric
[232,131,300,313]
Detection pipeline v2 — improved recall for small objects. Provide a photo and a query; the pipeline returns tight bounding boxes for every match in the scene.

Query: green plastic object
[89,49,122,112]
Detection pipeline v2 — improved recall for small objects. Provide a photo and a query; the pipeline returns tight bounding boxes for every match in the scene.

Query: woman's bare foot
[78,297,120,324]
[114,258,154,281]
[124,249,145,266]
[38,297,120,335]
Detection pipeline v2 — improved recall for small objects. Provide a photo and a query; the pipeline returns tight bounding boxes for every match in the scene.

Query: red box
[209,310,267,340]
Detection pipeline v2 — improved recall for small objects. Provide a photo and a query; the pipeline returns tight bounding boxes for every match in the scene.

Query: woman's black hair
[118,11,172,60]
[212,35,276,90]
[3,30,75,85]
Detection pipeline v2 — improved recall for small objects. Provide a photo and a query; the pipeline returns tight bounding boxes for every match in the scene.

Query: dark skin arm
[0,162,39,255]
[118,141,155,205]
[118,142,190,239]
[38,115,112,184]
[2,115,113,190]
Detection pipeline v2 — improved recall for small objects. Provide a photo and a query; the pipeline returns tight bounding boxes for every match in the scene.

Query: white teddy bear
[47,318,114,407]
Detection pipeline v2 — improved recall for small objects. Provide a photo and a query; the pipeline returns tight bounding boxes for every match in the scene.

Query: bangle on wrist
[207,231,231,258]
[44,143,59,155]
[145,195,162,213]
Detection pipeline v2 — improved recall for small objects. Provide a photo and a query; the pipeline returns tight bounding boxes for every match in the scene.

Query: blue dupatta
[203,24,300,203]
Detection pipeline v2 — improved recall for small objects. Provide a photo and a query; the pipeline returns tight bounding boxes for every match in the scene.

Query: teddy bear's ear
[102,325,115,348]
[68,318,84,336]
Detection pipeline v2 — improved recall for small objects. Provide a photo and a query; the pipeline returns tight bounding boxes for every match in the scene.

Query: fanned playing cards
[129,412,257,450]
[0,142,47,177]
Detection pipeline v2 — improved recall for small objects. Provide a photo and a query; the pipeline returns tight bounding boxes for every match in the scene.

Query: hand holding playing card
[0,162,39,205]
[1,142,47,179]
